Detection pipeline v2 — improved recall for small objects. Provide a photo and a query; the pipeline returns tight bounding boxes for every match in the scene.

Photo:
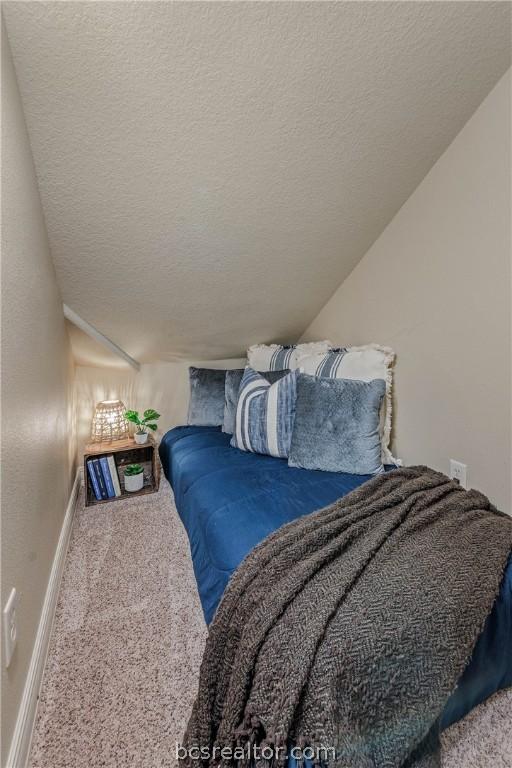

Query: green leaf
[124,463,143,476]
[143,409,160,421]
[146,423,158,431]
[124,410,141,425]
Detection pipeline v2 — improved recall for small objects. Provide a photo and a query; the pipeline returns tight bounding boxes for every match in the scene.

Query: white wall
[302,70,511,512]
[1,20,76,762]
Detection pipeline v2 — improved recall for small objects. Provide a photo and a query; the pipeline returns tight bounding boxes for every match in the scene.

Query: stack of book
[86,455,122,501]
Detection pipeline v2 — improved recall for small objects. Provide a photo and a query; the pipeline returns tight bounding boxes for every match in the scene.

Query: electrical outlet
[449,460,468,489]
[3,588,18,668]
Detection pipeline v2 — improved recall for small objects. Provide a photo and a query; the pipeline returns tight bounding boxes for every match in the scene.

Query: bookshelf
[83,437,160,507]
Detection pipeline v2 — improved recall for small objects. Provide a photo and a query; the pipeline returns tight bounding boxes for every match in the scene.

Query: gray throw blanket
[184,467,512,768]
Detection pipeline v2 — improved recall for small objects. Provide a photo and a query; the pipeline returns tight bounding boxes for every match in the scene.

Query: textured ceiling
[3,1,511,363]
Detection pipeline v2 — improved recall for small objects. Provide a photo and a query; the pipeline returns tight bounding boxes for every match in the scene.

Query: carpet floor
[29,476,511,768]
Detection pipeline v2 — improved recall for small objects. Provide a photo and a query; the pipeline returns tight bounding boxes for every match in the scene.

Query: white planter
[134,432,148,445]
[124,472,144,492]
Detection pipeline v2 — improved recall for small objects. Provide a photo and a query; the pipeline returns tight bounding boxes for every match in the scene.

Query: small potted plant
[124,408,160,444]
[124,463,144,492]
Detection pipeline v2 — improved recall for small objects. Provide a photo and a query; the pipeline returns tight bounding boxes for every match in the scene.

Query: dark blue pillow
[223,368,290,434]
[288,374,386,474]
[187,367,226,426]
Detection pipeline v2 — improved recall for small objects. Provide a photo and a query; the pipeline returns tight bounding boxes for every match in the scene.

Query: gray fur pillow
[288,374,385,474]
[187,367,226,427]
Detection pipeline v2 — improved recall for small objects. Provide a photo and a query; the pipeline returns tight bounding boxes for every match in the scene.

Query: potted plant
[124,408,160,444]
[124,463,144,492]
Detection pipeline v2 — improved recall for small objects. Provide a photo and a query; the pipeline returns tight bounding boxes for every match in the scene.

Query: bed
[159,425,512,730]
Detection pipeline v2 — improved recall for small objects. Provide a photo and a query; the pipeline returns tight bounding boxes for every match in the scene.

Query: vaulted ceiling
[3,1,510,363]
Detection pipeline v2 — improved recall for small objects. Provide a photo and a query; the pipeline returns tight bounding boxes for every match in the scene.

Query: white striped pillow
[230,368,298,458]
[247,340,332,371]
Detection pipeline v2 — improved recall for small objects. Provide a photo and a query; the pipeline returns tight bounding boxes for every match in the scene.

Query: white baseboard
[6,467,82,768]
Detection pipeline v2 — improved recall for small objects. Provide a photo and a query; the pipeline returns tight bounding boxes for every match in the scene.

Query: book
[99,456,116,499]
[92,458,108,500]
[87,459,102,501]
[107,455,122,497]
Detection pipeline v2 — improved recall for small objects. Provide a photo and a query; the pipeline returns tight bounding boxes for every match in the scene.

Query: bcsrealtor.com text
[176,743,336,763]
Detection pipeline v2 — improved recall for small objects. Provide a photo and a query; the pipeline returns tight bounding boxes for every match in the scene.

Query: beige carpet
[29,476,511,767]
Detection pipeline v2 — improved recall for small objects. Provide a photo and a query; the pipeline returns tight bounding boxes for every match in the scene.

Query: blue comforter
[159,425,512,729]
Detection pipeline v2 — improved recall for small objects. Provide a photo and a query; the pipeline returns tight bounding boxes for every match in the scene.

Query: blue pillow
[288,374,386,474]
[223,368,290,435]
[187,367,226,426]
[230,368,298,458]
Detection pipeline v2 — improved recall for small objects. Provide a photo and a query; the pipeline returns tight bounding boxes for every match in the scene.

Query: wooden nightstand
[83,437,160,507]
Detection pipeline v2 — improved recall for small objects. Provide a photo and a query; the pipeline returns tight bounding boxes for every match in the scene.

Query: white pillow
[295,344,399,466]
[247,340,332,372]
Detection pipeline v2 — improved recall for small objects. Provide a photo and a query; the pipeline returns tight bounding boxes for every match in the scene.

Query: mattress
[159,425,512,729]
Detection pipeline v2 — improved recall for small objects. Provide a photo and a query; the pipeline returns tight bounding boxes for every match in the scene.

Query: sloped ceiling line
[63,305,140,371]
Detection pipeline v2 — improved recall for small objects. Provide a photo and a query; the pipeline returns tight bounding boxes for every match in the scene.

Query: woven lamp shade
[91,400,129,443]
